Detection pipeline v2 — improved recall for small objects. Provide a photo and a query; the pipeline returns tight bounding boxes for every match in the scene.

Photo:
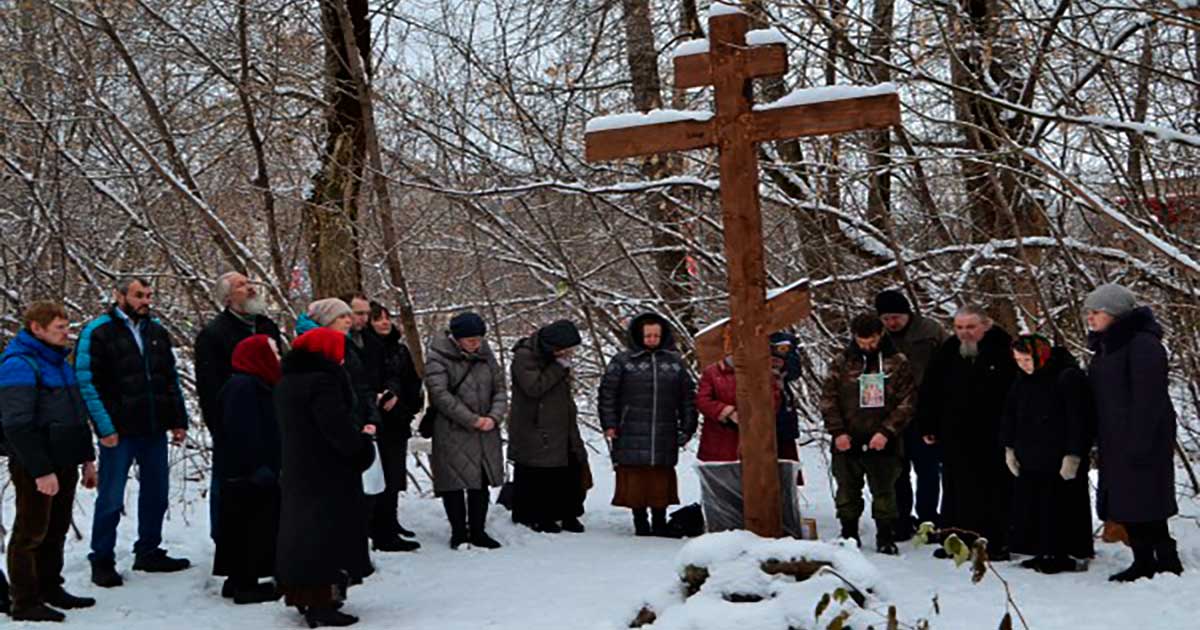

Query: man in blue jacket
[0,302,98,621]
[76,277,191,587]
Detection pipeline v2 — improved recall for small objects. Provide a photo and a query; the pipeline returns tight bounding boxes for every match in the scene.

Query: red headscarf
[232,334,282,385]
[293,327,345,365]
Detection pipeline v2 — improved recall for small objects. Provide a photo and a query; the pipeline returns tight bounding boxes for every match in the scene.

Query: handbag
[417,363,477,438]
[362,440,386,495]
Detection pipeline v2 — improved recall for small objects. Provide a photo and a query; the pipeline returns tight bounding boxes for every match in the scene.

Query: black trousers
[511,462,584,526]
[7,459,77,610]
[369,437,409,539]
[895,428,941,527]
[1124,520,1172,548]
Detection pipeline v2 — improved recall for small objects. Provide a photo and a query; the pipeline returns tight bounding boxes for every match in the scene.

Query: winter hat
[449,312,487,339]
[1011,334,1053,371]
[874,290,912,316]
[293,326,345,364]
[307,298,352,327]
[769,331,796,358]
[232,334,282,385]
[1083,283,1137,318]
[538,319,582,353]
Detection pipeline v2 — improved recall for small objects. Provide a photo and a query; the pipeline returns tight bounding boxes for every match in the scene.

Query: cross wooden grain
[585,9,899,537]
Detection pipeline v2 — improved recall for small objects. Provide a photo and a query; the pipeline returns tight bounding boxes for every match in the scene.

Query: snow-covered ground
[4,443,1198,629]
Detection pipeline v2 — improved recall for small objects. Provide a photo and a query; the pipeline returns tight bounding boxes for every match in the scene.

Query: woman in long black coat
[275,327,377,628]
[1001,335,1094,573]
[214,335,284,603]
[1084,284,1183,582]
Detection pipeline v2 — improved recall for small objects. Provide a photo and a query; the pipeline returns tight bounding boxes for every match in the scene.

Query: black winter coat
[1087,307,1178,523]
[1000,348,1092,471]
[194,309,282,440]
[214,372,280,579]
[364,327,424,440]
[508,336,586,469]
[76,307,187,437]
[344,335,381,429]
[274,350,375,587]
[598,313,698,468]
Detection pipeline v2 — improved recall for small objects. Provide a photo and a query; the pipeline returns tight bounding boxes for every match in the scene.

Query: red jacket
[696,361,780,462]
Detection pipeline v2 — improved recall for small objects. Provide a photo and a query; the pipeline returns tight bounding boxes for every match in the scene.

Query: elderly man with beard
[194,272,283,545]
[917,304,1017,560]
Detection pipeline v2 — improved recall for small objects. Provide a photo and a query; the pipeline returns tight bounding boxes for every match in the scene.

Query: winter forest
[2,0,1200,628]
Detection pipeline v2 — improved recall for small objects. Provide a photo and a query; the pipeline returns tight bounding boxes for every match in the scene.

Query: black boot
[561,517,586,534]
[839,519,861,547]
[1110,544,1157,582]
[892,517,915,542]
[875,521,899,555]
[44,588,96,610]
[372,535,421,552]
[90,559,124,588]
[133,549,191,573]
[632,509,651,536]
[651,508,678,538]
[396,523,416,539]
[443,491,470,549]
[467,489,502,549]
[233,581,282,605]
[0,569,9,615]
[1155,539,1184,576]
[305,606,359,628]
[10,603,66,622]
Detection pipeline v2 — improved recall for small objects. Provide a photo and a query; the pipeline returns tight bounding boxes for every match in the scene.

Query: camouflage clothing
[819,338,916,453]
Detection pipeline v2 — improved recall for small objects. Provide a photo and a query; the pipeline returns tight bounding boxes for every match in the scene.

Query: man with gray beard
[194,272,283,555]
[917,304,1017,560]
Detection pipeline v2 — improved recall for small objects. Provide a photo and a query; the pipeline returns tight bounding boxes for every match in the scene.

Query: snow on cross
[584,10,900,538]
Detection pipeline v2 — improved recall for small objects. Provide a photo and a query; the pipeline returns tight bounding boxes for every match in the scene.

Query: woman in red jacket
[696,356,781,462]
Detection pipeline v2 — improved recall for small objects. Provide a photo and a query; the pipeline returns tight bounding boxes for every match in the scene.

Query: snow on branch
[754,83,898,111]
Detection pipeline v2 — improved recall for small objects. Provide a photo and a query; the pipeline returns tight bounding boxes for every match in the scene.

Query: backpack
[0,354,40,457]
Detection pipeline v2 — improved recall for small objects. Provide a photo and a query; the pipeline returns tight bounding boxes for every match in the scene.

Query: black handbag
[417,363,476,439]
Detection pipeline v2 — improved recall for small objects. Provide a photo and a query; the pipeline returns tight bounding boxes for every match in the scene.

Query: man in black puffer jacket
[599,313,698,536]
[77,277,191,588]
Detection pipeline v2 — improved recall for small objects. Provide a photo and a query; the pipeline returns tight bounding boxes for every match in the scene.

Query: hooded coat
[508,333,586,469]
[1087,307,1178,523]
[598,313,698,468]
[425,334,506,493]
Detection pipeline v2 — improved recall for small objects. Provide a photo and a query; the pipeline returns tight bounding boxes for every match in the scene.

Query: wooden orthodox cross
[585,6,900,537]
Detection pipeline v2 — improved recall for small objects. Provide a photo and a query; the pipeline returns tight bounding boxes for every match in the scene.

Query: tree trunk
[305,0,370,299]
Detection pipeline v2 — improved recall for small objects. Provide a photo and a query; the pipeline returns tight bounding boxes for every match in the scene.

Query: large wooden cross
[585,7,899,537]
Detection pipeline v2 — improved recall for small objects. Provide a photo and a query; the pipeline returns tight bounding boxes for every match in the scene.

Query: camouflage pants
[832,452,902,522]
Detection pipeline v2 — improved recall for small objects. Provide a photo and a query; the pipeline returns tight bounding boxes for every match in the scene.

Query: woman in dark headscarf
[1001,334,1095,574]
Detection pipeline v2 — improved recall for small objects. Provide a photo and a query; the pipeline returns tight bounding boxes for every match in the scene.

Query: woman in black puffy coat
[598,313,697,536]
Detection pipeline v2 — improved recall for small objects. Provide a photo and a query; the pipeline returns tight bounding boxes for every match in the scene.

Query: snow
[745,28,786,47]
[671,39,709,59]
[708,2,745,18]
[585,109,714,133]
[755,83,898,111]
[11,443,1200,629]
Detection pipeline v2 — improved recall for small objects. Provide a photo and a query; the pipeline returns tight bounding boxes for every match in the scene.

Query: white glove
[1060,455,1081,481]
[1005,447,1020,478]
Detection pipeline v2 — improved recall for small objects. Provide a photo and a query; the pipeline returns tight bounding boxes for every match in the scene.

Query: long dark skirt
[612,466,678,509]
[213,480,280,579]
[1010,469,1095,559]
[512,461,585,526]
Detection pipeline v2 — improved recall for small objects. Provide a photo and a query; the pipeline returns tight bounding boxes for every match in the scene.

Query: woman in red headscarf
[1001,334,1095,574]
[274,326,377,628]
[213,334,284,604]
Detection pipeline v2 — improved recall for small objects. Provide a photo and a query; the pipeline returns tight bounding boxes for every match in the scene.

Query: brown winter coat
[507,336,587,468]
[425,334,507,493]
[884,314,945,388]
[819,338,916,453]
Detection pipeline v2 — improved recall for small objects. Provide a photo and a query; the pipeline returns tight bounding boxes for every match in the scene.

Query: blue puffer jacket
[0,330,95,476]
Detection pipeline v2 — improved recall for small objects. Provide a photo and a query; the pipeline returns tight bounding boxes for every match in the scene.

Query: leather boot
[443,491,469,549]
[875,520,899,555]
[1109,544,1157,582]
[632,509,651,536]
[1155,539,1184,576]
[839,518,861,547]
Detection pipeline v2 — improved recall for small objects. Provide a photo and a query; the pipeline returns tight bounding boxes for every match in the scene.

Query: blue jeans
[89,433,170,562]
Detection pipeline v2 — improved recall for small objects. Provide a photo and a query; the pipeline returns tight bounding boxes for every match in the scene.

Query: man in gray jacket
[875,290,946,539]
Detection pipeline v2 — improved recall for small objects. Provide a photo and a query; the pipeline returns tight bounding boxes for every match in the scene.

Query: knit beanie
[1011,334,1053,371]
[538,319,582,353]
[449,311,487,339]
[1083,283,1137,318]
[874,290,912,316]
[307,298,352,327]
[293,326,346,364]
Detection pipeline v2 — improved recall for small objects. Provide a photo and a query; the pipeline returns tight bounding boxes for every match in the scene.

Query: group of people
[0,274,1186,627]
[818,286,1183,582]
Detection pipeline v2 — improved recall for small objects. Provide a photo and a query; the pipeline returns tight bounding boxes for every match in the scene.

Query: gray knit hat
[307,298,352,327]
[1083,283,1137,318]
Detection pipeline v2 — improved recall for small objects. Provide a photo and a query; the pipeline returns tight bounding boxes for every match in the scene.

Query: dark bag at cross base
[417,363,476,439]
[667,503,705,538]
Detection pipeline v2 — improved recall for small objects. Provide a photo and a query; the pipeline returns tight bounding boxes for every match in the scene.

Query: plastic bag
[362,441,386,496]
[696,460,804,537]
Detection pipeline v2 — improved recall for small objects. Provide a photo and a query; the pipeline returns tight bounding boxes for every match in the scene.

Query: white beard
[959,341,979,359]
[238,292,268,316]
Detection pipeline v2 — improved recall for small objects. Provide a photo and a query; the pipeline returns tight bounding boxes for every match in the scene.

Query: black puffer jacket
[76,307,187,437]
[598,313,698,467]
[1000,347,1093,472]
[194,308,282,439]
[364,327,424,440]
